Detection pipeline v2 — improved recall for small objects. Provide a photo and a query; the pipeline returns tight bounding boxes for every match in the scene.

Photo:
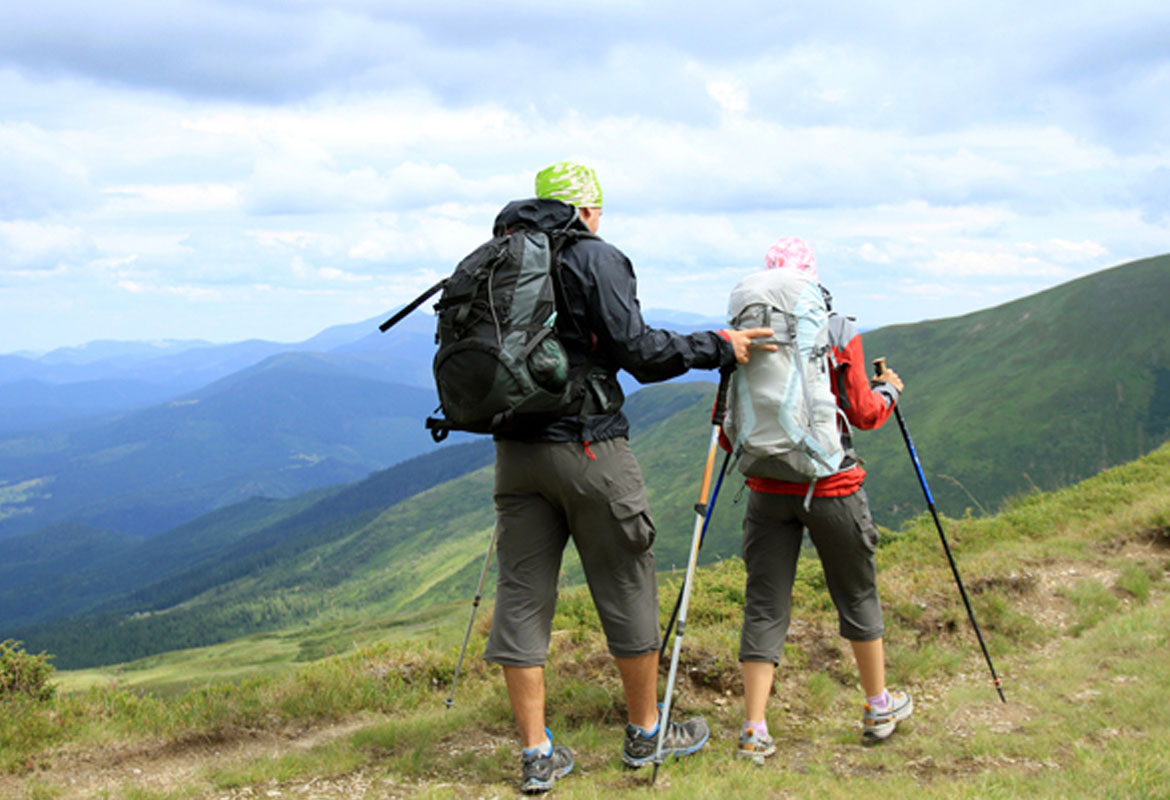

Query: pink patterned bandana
[764,236,818,281]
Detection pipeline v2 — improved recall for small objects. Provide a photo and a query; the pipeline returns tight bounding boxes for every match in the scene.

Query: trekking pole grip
[873,356,887,377]
[712,364,734,426]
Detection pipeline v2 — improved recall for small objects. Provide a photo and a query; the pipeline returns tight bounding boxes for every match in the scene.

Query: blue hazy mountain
[0,350,444,539]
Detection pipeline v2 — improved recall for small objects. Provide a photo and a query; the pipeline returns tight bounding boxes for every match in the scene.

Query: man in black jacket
[484,162,772,793]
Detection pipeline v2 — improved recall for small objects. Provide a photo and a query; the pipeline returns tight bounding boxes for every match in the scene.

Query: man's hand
[721,327,777,364]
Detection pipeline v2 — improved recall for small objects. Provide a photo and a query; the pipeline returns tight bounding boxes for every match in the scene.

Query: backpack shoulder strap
[543,227,598,342]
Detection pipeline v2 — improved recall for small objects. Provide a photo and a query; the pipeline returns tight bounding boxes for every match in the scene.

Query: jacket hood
[492,197,588,237]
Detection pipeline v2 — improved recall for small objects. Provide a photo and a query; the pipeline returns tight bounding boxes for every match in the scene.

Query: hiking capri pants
[484,437,660,666]
[739,488,884,664]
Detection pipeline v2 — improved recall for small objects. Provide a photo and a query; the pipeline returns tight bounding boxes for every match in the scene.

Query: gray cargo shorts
[739,488,885,664]
[484,437,660,666]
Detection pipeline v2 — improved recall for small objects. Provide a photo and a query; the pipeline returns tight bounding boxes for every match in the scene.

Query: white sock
[522,737,552,757]
[634,713,660,738]
[743,719,770,739]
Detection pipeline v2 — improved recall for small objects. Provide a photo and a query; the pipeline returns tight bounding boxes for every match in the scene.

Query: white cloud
[116,280,226,302]
[248,230,327,250]
[705,79,750,114]
[857,243,891,264]
[103,183,240,213]
[1031,239,1109,264]
[346,209,486,265]
[90,232,193,259]
[290,255,371,284]
[0,220,94,273]
[0,122,97,218]
[920,249,1074,280]
[2,2,1170,351]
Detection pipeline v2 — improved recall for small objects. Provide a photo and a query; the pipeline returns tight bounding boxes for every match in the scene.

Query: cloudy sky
[2,1,1168,354]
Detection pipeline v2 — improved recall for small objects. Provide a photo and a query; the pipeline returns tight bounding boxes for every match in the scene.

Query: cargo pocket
[610,489,657,553]
[853,490,880,553]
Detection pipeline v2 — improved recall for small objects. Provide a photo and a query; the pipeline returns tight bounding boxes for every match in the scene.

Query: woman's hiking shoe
[520,742,574,794]
[862,689,914,741]
[736,729,776,764]
[621,714,711,768]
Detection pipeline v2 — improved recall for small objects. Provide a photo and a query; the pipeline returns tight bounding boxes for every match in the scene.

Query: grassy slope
[4,442,1168,798]
[859,253,1170,523]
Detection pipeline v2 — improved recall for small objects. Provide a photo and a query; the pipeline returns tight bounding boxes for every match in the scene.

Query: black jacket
[492,198,736,443]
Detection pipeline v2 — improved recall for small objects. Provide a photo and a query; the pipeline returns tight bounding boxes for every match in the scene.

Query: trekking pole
[652,366,734,784]
[379,278,446,332]
[874,358,1006,703]
[658,369,735,660]
[445,523,499,709]
[658,449,732,661]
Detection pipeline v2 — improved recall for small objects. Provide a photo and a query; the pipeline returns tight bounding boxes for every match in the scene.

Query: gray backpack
[723,269,847,492]
[378,214,612,443]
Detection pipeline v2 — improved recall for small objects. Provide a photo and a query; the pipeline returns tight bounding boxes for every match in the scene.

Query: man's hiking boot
[621,710,710,768]
[736,729,776,764]
[520,736,574,794]
[862,689,913,741]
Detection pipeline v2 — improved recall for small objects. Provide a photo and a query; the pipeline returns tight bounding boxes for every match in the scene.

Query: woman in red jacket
[730,237,914,762]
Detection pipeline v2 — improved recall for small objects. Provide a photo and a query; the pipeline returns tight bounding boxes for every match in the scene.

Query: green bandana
[534,161,603,208]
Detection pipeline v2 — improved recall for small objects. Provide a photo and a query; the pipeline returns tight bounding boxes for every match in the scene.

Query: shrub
[0,640,56,702]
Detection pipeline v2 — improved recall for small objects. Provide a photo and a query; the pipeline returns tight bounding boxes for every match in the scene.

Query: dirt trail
[4,717,378,800]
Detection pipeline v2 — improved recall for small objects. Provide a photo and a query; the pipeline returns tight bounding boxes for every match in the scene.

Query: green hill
[858,253,1170,523]
[12,255,1170,670]
[3,439,1168,798]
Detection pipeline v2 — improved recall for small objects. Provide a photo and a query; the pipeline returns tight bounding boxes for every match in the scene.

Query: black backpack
[380,223,594,441]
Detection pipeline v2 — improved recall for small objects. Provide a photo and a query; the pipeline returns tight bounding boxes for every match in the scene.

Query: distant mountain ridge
[0,314,437,433]
[35,339,215,365]
[0,378,182,435]
[5,254,1170,668]
[0,351,445,539]
[0,309,725,430]
[0,307,722,539]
